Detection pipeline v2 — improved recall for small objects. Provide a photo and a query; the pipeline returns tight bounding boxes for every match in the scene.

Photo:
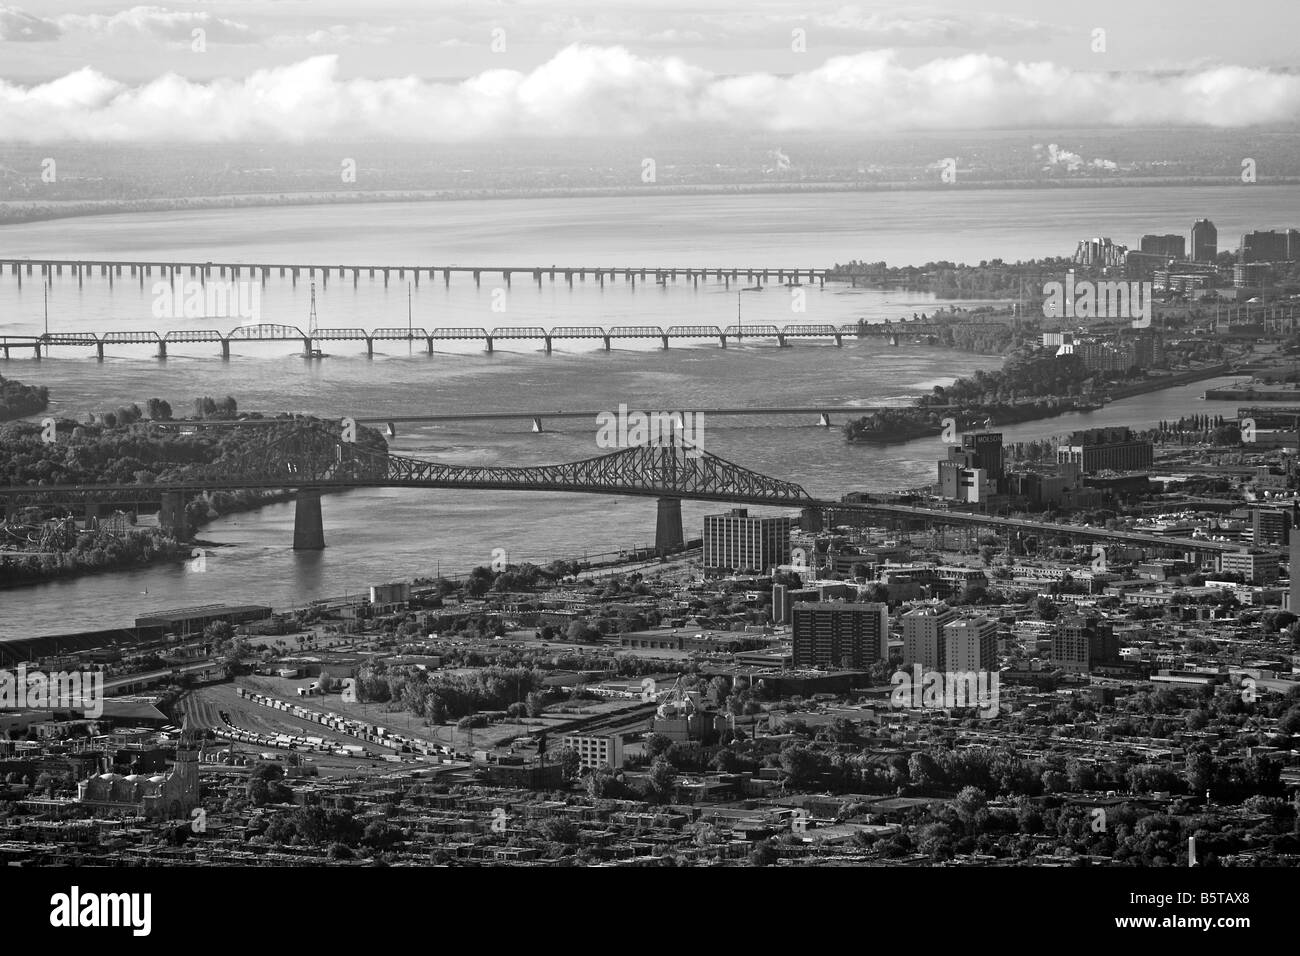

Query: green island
[0,396,384,585]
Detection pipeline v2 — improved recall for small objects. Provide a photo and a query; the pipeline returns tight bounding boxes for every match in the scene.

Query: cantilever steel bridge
[2,422,1237,556]
[0,422,813,553]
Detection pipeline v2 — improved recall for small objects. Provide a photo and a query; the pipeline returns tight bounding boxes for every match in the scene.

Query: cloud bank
[0,46,1297,143]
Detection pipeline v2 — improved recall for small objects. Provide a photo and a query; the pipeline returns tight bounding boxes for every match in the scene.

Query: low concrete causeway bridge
[0,320,987,359]
[0,257,829,289]
[1,422,1238,558]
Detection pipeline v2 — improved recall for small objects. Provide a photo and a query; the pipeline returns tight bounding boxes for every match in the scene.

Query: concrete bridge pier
[503,271,511,287]
[535,270,542,287]
[156,340,167,359]
[293,488,325,550]
[353,269,359,288]
[531,417,544,433]
[365,338,374,358]
[383,269,389,287]
[655,498,684,555]
[485,336,494,354]
[292,268,299,287]
[159,491,189,539]
[473,270,480,287]
[444,269,451,287]
[817,413,831,427]
[800,506,824,533]
[660,334,669,350]
[832,332,842,347]
[602,334,611,350]
[776,333,787,347]
[543,336,553,354]
[221,339,230,359]
[96,341,104,361]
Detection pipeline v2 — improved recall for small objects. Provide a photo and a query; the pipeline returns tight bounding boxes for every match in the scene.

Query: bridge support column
[800,506,824,533]
[817,413,831,427]
[365,338,374,358]
[485,336,493,354]
[292,488,325,551]
[655,498,684,555]
[543,336,552,354]
[96,341,104,361]
[473,270,480,287]
[531,417,543,433]
[221,339,230,359]
[156,341,167,359]
[159,491,189,539]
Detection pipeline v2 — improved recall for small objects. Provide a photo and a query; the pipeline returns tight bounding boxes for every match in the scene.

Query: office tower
[942,617,999,672]
[1052,615,1119,674]
[1191,219,1217,262]
[902,604,958,670]
[1250,508,1291,548]
[702,507,792,572]
[1140,234,1186,259]
[771,583,790,625]
[791,601,889,669]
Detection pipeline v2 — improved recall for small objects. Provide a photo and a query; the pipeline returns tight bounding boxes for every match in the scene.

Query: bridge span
[0,257,830,289]
[2,421,1238,560]
[0,319,990,360]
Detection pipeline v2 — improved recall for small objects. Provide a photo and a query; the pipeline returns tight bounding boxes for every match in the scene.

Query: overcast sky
[1,1,1298,141]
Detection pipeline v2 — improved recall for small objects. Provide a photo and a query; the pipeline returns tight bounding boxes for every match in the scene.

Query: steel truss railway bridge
[1,422,1238,558]
[0,320,996,359]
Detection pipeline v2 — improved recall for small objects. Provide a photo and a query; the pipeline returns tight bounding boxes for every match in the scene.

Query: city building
[1191,219,1217,262]
[1056,427,1153,474]
[1052,615,1120,674]
[1250,508,1291,548]
[901,604,957,670]
[938,431,1003,503]
[771,583,791,625]
[1218,550,1279,585]
[1072,237,1127,268]
[791,601,888,669]
[702,508,792,572]
[1239,228,1300,263]
[941,616,998,672]
[1140,234,1186,259]
[1233,262,1272,289]
[562,733,627,771]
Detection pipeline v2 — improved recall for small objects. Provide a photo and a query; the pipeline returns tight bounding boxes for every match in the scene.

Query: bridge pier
[531,417,544,433]
[817,413,831,427]
[353,269,359,287]
[535,270,542,287]
[602,334,611,351]
[473,270,480,287]
[221,339,230,359]
[661,334,669,350]
[543,336,552,354]
[365,338,374,358]
[777,334,787,347]
[485,336,494,354]
[156,341,167,359]
[159,491,189,540]
[96,341,104,361]
[444,269,451,287]
[292,488,325,551]
[503,271,511,287]
[655,498,684,555]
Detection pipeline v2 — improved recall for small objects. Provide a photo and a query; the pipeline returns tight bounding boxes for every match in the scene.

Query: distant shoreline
[4,177,1299,228]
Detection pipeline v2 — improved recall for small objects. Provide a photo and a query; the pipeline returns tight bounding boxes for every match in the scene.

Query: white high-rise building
[901,605,957,670]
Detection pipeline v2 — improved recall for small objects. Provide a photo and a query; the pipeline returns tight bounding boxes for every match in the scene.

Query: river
[0,184,1287,637]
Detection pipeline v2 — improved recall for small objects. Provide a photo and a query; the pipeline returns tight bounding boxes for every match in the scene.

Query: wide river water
[1,185,1291,638]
